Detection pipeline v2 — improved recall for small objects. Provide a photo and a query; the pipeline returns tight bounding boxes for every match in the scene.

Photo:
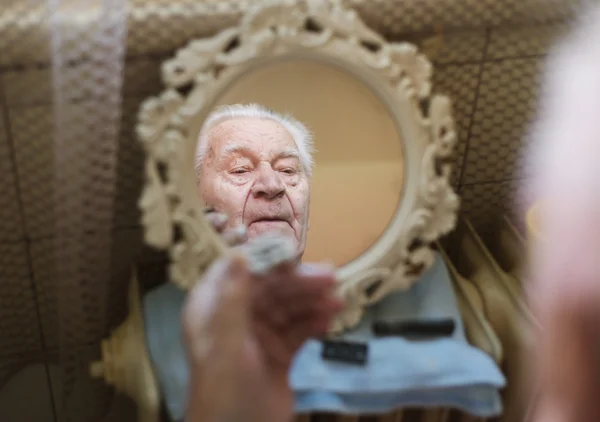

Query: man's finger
[222,225,248,246]
[262,263,337,302]
[252,291,288,328]
[251,267,338,329]
[184,255,254,422]
[252,320,291,368]
[182,254,250,360]
[252,288,342,332]
[279,293,343,326]
[284,296,344,347]
[205,211,229,233]
[283,314,338,354]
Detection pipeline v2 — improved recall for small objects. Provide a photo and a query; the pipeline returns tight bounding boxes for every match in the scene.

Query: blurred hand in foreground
[181,253,342,422]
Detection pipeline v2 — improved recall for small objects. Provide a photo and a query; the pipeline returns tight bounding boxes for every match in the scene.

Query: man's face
[199,117,310,257]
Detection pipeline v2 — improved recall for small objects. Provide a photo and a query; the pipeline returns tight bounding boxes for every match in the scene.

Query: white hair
[195,103,315,178]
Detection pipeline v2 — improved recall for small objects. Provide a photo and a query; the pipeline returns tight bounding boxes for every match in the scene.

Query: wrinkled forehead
[207,117,299,158]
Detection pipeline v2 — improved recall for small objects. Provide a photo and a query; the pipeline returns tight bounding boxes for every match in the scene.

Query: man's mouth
[251,218,289,224]
[245,215,295,239]
[247,216,294,231]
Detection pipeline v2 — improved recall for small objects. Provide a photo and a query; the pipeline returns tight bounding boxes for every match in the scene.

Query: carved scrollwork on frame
[136,0,459,333]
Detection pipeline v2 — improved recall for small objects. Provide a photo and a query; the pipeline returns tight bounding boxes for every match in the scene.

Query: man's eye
[231,168,248,174]
[280,168,296,174]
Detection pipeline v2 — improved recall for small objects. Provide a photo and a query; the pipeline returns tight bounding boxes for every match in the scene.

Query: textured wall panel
[487,23,569,60]
[122,58,165,97]
[0,242,43,355]
[459,180,523,236]
[461,58,543,184]
[0,362,55,422]
[30,234,108,350]
[9,105,54,238]
[3,56,164,237]
[0,3,52,68]
[10,103,160,239]
[414,30,487,65]
[0,351,46,391]
[2,58,163,107]
[351,0,579,35]
[2,68,55,107]
[0,105,24,242]
[433,64,482,186]
[48,346,136,422]
[0,1,581,67]
[30,228,166,350]
[113,97,151,229]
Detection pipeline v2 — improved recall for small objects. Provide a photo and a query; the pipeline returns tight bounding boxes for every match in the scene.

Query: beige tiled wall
[425,24,569,235]
[0,2,575,421]
[0,53,168,421]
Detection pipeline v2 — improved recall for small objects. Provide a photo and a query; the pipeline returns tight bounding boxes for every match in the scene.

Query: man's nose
[251,164,285,199]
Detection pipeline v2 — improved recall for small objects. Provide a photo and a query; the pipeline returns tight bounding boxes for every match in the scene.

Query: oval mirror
[137,0,460,331]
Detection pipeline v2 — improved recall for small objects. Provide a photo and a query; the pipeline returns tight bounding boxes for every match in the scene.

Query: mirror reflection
[195,59,405,266]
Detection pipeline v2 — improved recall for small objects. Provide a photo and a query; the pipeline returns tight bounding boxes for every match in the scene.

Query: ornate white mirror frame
[136,0,459,333]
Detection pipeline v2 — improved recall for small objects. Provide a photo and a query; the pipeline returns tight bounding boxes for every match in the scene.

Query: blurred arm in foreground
[525,5,600,422]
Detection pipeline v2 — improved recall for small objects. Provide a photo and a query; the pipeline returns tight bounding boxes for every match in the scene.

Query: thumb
[183,254,252,421]
[182,253,250,361]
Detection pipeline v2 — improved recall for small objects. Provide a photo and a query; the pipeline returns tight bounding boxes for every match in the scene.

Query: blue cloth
[143,254,505,421]
[290,254,505,417]
[143,283,188,421]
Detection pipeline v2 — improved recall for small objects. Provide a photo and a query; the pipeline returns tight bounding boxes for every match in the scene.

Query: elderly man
[196,103,314,256]
[182,104,342,422]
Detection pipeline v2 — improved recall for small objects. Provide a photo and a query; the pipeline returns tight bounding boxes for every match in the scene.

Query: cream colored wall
[216,60,404,266]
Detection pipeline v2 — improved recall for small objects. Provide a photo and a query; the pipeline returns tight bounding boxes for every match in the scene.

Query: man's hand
[181,254,343,422]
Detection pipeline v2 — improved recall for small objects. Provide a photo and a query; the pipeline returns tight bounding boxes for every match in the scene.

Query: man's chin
[240,226,303,266]
[246,223,296,246]
[247,221,293,237]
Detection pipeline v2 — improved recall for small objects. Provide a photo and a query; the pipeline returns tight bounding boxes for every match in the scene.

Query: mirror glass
[195,59,405,266]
